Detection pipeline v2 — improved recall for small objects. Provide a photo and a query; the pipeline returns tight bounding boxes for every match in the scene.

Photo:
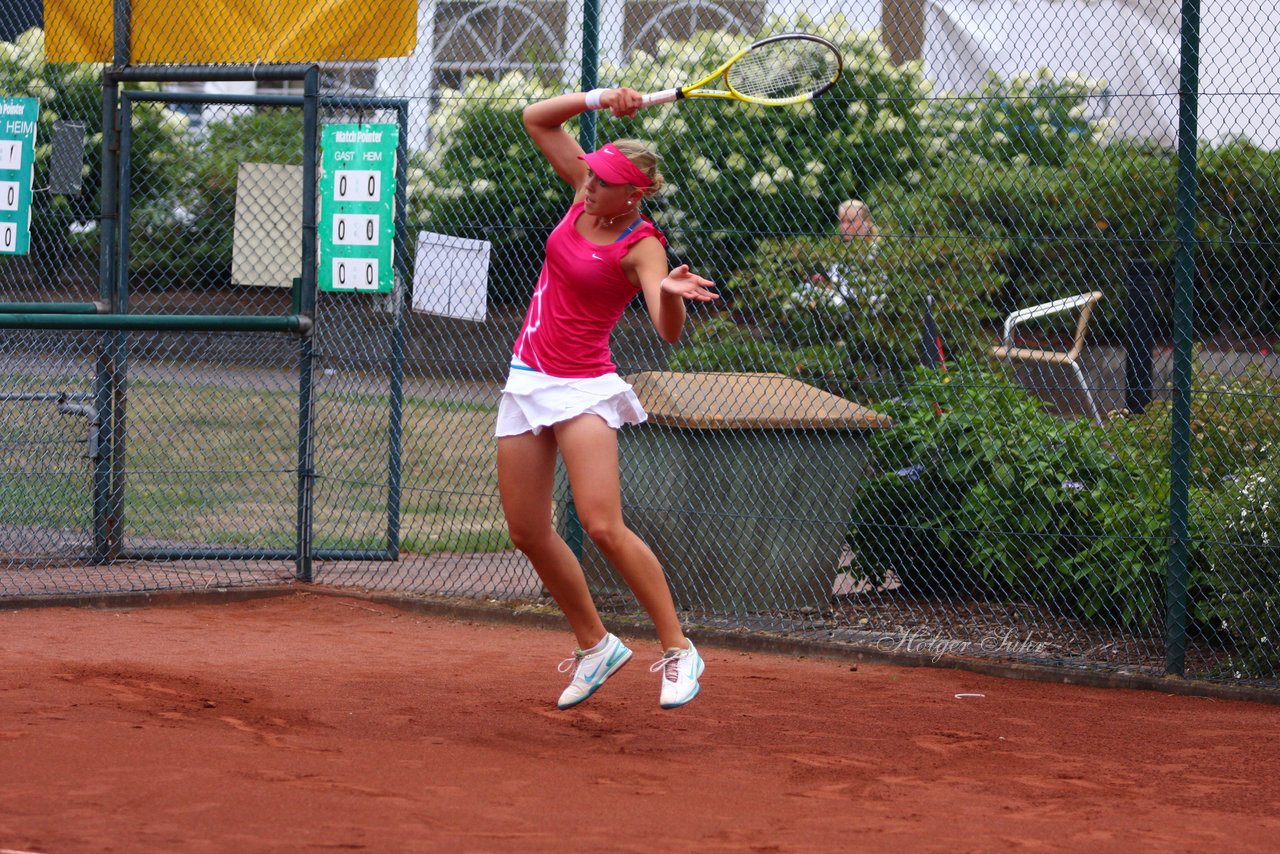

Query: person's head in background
[837,199,879,244]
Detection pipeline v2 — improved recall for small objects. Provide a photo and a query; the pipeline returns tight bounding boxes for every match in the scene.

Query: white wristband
[584,88,607,110]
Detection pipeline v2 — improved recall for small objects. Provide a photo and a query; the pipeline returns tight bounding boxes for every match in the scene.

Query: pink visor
[579,143,652,188]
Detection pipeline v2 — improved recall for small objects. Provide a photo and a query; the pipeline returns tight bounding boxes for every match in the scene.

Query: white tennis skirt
[494,359,648,437]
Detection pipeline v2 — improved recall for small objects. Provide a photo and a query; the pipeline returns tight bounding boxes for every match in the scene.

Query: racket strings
[727,42,839,101]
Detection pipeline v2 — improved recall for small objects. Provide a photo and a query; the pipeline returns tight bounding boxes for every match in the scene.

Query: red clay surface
[2,591,1278,853]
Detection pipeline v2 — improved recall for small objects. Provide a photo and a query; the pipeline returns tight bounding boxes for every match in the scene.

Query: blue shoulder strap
[614,219,643,242]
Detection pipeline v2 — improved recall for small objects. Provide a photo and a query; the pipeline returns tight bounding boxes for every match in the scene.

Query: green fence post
[104,93,139,563]
[91,73,119,564]
[560,0,602,562]
[580,0,600,154]
[295,65,321,583]
[385,103,410,560]
[1165,0,1201,677]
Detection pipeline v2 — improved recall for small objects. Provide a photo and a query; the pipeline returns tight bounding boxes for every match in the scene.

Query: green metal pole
[385,104,410,560]
[105,94,137,562]
[91,73,119,564]
[295,65,320,582]
[580,0,601,153]
[0,314,312,332]
[0,302,105,314]
[1165,0,1201,677]
[562,0,602,561]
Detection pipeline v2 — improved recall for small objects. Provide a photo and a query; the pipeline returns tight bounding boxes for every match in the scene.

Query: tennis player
[495,87,717,709]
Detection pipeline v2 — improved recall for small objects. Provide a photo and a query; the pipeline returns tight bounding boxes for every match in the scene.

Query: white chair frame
[991,291,1104,423]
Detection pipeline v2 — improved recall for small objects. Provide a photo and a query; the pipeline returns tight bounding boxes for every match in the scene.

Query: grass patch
[1,373,508,554]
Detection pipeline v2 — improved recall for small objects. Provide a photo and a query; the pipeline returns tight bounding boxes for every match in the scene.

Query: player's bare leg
[553,414,689,652]
[497,429,607,650]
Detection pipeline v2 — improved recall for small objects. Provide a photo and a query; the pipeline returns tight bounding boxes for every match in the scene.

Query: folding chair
[990,291,1104,423]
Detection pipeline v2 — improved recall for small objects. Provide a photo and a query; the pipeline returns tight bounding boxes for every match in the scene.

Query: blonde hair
[838,198,880,239]
[611,138,665,195]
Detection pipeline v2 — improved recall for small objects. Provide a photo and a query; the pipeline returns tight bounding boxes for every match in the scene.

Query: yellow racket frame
[639,33,843,108]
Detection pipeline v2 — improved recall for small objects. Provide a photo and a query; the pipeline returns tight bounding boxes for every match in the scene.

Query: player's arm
[522,89,643,199]
[626,237,718,344]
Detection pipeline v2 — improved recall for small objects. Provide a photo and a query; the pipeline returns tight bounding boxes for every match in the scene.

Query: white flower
[772,167,794,182]
[876,114,907,133]
[470,178,493,193]
[750,172,777,195]
[690,157,720,181]
[26,78,57,101]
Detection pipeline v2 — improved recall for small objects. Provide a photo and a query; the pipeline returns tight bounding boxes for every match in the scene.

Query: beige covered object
[627,371,893,431]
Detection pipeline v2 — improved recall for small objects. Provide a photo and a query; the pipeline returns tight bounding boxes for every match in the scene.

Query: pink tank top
[513,201,666,378]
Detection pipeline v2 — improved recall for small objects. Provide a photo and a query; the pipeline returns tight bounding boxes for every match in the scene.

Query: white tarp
[924,0,1280,149]
[411,231,491,321]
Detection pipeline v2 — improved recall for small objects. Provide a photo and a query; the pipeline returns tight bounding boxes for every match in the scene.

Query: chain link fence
[2,1,1278,688]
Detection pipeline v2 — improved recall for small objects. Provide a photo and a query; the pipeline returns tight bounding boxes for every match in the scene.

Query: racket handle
[640,89,682,107]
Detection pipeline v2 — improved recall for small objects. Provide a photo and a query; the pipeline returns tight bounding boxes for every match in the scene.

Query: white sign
[412,232,492,322]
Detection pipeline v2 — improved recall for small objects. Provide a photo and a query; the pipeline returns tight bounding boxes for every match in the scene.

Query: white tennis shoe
[650,641,705,708]
[557,633,633,709]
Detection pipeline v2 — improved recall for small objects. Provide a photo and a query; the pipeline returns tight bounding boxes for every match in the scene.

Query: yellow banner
[46,0,418,64]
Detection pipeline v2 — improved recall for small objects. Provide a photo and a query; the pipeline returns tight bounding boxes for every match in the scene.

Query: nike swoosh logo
[582,646,628,682]
[592,253,603,260]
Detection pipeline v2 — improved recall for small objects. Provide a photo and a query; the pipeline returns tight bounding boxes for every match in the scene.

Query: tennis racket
[640,33,842,108]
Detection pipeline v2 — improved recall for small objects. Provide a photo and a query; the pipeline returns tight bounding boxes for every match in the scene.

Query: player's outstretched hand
[661,264,719,302]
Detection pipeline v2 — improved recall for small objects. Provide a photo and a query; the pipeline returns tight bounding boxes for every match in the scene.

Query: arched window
[621,0,762,57]
[434,1,570,90]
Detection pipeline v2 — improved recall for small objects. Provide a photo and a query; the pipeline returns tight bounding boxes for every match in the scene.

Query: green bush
[848,359,1280,637]
[1193,461,1280,679]
[920,136,1280,343]
[1106,362,1280,489]
[1196,140,1280,337]
[848,363,1160,623]
[930,68,1106,169]
[927,144,1178,335]
[670,217,997,394]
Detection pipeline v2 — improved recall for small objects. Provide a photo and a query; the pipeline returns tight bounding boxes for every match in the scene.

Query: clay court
[1,590,1277,853]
